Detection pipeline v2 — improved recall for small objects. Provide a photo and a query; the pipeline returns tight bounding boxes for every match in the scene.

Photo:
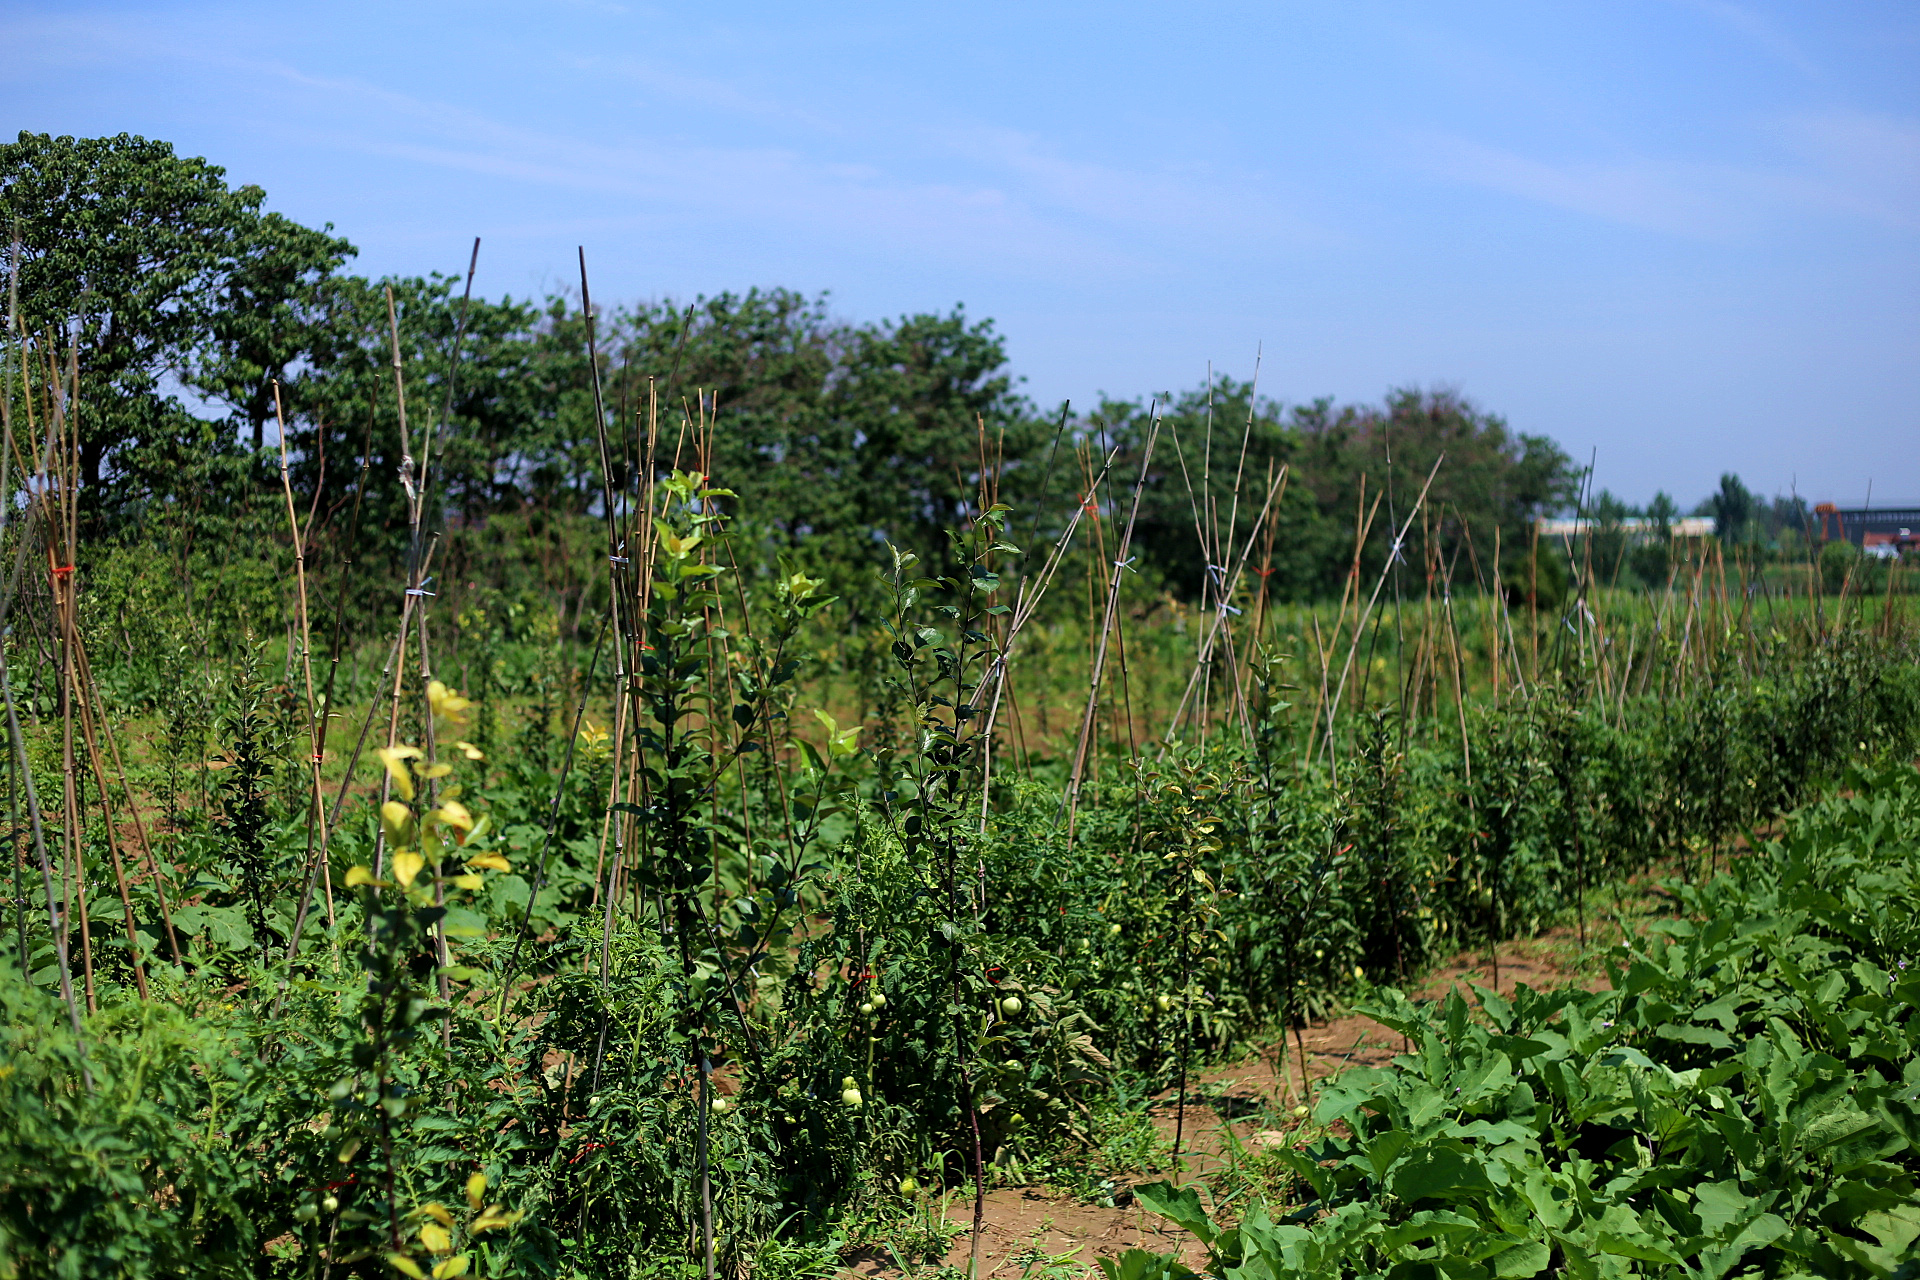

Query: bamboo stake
[44,341,92,1010]
[1062,415,1159,841]
[1323,456,1445,753]
[1162,466,1289,745]
[273,383,334,954]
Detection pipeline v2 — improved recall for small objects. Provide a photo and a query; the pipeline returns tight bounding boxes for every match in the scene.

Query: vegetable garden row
[1121,756,1920,1278]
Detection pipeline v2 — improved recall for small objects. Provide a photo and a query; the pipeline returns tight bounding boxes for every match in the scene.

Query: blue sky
[5,0,1917,507]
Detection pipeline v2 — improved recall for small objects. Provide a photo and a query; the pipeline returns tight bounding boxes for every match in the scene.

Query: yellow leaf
[345,865,378,888]
[454,874,484,891]
[465,853,511,872]
[382,800,414,844]
[432,1257,471,1279]
[433,800,475,833]
[427,680,473,724]
[454,741,485,761]
[376,746,420,802]
[422,763,453,780]
[392,851,425,889]
[418,1202,454,1229]
[471,1205,525,1233]
[465,1172,487,1214]
[387,1254,427,1279]
[419,1222,452,1254]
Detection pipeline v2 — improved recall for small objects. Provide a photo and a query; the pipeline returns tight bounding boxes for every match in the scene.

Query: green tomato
[1292,1104,1309,1119]
[841,1087,863,1109]
[871,993,887,1008]
[1006,1111,1026,1129]
[898,1176,918,1194]
[1155,994,1173,1013]
[998,996,1022,1018]
[858,1001,876,1016]
[322,1195,340,1214]
[711,1096,732,1114]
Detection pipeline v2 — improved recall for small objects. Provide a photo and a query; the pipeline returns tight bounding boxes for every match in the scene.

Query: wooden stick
[1062,415,1160,840]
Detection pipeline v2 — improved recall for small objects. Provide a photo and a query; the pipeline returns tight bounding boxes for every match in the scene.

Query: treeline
[3,130,1584,605]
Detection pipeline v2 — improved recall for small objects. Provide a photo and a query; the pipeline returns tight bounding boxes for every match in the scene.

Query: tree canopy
[1,130,1591,603]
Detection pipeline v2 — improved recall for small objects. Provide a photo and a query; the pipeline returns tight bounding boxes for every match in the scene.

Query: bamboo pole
[1063,415,1159,841]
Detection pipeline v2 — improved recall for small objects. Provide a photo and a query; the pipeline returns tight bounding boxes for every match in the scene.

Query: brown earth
[840,921,1630,1278]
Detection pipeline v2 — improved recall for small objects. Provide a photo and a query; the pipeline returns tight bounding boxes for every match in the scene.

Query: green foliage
[0,130,353,511]
[1128,761,1920,1278]
[6,129,1920,1279]
[1095,383,1579,600]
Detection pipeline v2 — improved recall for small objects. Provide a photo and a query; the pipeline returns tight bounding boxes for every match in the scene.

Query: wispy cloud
[1410,133,1742,235]
[1412,106,1920,238]
[1773,109,1920,228]
[2,9,1320,281]
[1672,0,1822,78]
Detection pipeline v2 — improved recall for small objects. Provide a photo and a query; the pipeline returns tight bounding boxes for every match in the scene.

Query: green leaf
[1489,1239,1552,1278]
[1597,1232,1683,1264]
[439,906,487,938]
[1133,1181,1216,1247]
[1376,1210,1479,1247]
[1691,1181,1753,1238]
[1096,1249,1198,1280]
[1388,1142,1497,1202]
[1359,1128,1412,1181]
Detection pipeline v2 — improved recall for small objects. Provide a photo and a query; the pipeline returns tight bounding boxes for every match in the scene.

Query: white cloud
[1672,0,1823,78]
[1773,110,1920,229]
[1410,132,1741,235]
[1411,106,1920,238]
[1,9,1321,281]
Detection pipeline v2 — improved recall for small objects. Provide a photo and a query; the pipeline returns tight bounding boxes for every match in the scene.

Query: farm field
[0,387,1915,1280]
[1,129,1917,1276]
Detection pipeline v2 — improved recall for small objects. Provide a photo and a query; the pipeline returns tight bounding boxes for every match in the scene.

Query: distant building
[1814,503,1920,548]
[1536,516,1715,540]
[1862,529,1919,560]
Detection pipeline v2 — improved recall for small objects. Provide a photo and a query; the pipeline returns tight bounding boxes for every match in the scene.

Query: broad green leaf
[1133,1180,1216,1247]
[1388,1142,1496,1202]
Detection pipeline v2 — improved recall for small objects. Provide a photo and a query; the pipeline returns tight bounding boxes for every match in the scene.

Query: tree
[1095,382,1577,600]
[825,306,1033,567]
[1701,473,1754,545]
[0,131,353,520]
[189,212,357,451]
[599,295,1031,582]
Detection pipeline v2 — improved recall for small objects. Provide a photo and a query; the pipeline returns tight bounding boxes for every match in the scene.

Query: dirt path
[841,926,1616,1277]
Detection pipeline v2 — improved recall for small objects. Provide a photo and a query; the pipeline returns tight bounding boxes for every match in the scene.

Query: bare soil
[840,923,1621,1278]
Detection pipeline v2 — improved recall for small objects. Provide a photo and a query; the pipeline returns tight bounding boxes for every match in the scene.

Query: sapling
[333,680,513,1268]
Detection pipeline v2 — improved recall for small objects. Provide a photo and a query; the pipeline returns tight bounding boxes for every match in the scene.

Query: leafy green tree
[599,293,1032,583]
[1701,472,1754,544]
[188,213,357,451]
[0,131,352,517]
[824,306,1033,567]
[1094,382,1576,600]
